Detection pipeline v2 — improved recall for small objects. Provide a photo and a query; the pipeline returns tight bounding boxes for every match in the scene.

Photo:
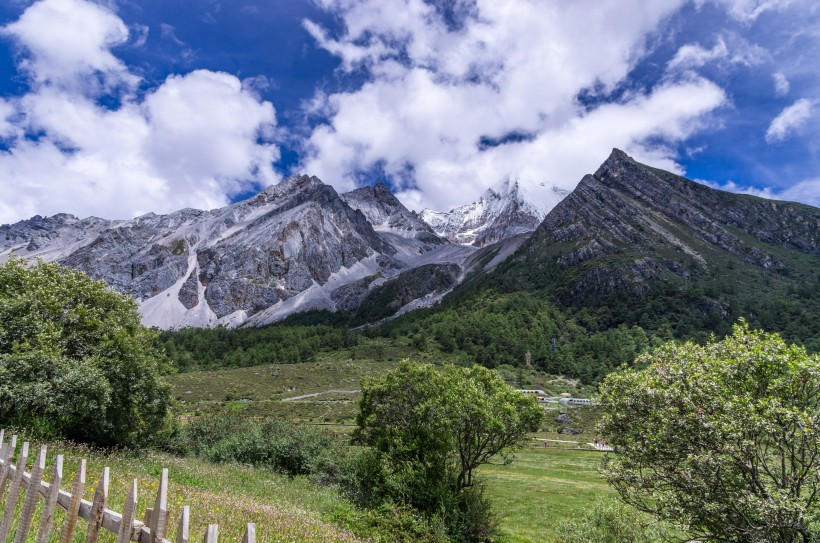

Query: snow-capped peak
[420,178,568,247]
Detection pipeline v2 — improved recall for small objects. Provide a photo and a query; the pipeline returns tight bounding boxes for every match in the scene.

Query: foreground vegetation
[7,259,820,542]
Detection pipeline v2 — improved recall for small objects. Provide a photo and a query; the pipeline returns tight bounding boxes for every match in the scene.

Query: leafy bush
[556,499,673,543]
[600,320,820,542]
[0,258,171,447]
[329,501,449,543]
[182,413,342,478]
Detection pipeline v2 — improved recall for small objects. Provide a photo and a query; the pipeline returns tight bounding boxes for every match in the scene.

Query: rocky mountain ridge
[2,175,495,329]
[486,149,820,340]
[5,149,817,337]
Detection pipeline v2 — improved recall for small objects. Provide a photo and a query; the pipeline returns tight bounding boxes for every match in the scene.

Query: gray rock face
[0,175,484,329]
[353,263,461,323]
[341,183,446,255]
[557,413,572,424]
[522,148,820,301]
[0,213,119,262]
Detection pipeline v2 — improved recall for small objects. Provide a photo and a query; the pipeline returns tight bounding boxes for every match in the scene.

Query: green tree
[0,258,171,447]
[599,320,820,543]
[354,360,543,541]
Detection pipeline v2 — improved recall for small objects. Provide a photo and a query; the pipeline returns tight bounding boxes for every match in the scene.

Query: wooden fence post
[116,479,138,543]
[85,466,110,543]
[35,454,63,543]
[0,434,16,500]
[0,441,30,541]
[150,468,169,543]
[242,524,256,543]
[13,444,47,543]
[175,506,190,543]
[203,524,218,543]
[60,458,87,543]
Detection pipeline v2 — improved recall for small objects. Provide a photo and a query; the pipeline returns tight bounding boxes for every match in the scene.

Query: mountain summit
[492,148,819,340]
[421,178,568,247]
[0,176,483,329]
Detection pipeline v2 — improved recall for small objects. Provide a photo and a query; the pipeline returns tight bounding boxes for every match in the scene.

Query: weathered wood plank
[0,434,16,500]
[150,468,169,543]
[116,479,138,543]
[35,454,64,543]
[60,457,87,543]
[0,441,30,542]
[14,445,47,543]
[85,467,110,543]
[241,523,256,543]
[175,507,190,543]
[203,524,218,543]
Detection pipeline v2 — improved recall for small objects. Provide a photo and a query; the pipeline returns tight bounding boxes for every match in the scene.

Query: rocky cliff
[495,149,820,336]
[2,176,487,328]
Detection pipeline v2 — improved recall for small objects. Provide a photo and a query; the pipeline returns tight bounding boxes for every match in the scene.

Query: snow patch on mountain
[421,178,569,247]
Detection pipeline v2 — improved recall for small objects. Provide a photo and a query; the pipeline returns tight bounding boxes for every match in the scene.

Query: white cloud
[0,0,280,225]
[765,98,814,142]
[1,0,136,93]
[708,0,794,22]
[301,0,728,212]
[0,99,16,139]
[773,71,790,95]
[704,177,820,206]
[668,37,729,71]
[667,34,766,75]
[778,178,820,206]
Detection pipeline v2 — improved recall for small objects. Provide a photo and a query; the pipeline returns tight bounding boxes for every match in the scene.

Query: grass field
[482,448,611,542]
[1,434,610,543]
[169,357,592,425]
[169,359,400,422]
[164,357,609,541]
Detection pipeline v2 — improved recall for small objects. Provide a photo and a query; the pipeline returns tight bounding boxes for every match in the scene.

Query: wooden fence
[0,430,255,543]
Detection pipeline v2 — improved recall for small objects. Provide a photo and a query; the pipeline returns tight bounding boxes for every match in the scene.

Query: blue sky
[0,0,817,224]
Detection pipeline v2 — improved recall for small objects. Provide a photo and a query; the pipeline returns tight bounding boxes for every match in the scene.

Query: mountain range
[2,149,818,347]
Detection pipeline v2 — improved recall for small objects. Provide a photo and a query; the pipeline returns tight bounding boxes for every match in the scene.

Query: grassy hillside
[1,434,361,543]
[169,357,591,424]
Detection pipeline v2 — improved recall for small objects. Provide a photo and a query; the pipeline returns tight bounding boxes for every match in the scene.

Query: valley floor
[1,434,608,543]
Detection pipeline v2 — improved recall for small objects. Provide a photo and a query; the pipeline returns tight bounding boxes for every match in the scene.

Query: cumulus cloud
[1,0,136,92]
[0,0,279,225]
[301,0,727,211]
[765,98,814,142]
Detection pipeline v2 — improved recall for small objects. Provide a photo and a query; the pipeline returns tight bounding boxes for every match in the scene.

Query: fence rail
[0,430,254,543]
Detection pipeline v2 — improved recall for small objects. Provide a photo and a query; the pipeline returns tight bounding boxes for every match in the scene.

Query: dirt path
[282,389,360,401]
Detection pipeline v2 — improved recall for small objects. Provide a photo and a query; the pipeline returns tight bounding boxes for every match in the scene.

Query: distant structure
[516,390,595,406]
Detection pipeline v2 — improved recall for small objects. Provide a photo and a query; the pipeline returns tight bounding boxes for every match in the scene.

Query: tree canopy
[353,360,543,541]
[0,258,171,447]
[599,320,820,543]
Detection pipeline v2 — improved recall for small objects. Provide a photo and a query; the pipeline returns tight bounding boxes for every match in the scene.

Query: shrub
[0,258,171,447]
[182,413,343,478]
[352,361,542,542]
[556,499,673,543]
[599,320,820,542]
